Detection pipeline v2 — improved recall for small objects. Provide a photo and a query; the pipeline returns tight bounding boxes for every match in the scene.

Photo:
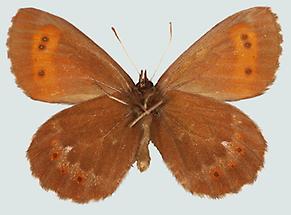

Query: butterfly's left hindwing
[27,95,142,203]
[151,90,266,197]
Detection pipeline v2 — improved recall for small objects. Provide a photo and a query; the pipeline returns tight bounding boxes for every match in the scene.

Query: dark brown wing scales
[151,91,266,197]
[27,95,143,203]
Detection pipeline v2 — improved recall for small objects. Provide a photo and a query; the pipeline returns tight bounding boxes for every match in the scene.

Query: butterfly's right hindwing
[151,90,266,197]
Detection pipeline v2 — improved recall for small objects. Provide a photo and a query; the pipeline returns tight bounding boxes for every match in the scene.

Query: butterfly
[7,7,282,203]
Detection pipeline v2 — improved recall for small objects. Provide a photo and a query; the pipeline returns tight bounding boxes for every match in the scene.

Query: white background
[1,0,290,214]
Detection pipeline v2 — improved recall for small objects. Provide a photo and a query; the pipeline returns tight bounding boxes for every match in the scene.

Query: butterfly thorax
[130,70,163,126]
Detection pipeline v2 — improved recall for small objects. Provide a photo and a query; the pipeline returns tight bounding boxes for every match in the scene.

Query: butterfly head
[136,70,154,92]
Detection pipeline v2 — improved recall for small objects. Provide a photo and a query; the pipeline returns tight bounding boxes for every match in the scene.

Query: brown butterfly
[7,7,282,203]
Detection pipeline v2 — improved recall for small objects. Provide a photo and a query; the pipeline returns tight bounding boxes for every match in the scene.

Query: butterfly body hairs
[7,7,282,203]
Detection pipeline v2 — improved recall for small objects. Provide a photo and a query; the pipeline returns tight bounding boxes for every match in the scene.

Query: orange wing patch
[157,7,281,101]
[228,23,259,96]
[8,8,135,104]
[229,23,258,78]
[31,25,61,98]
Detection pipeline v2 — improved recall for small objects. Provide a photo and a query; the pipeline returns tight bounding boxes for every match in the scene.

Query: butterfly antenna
[111,27,140,75]
[150,22,173,81]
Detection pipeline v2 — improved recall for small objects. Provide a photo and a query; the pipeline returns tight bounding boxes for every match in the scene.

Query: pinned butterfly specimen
[7,7,282,203]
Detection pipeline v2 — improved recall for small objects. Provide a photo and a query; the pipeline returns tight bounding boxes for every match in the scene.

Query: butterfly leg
[89,77,129,105]
[130,100,163,127]
[106,94,129,105]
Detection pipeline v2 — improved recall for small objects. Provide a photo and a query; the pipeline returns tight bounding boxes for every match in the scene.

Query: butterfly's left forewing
[8,8,134,104]
[151,91,266,197]
[27,95,142,203]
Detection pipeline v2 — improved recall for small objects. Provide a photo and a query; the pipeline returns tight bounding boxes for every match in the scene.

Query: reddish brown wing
[7,8,134,104]
[157,7,282,101]
[27,95,142,203]
[151,91,266,197]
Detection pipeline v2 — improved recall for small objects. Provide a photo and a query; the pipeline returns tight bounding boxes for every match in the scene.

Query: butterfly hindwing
[157,7,282,101]
[27,95,142,203]
[151,90,266,197]
[7,8,134,104]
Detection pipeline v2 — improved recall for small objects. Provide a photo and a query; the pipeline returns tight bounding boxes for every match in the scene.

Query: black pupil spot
[244,42,252,48]
[241,34,248,40]
[237,147,242,153]
[52,153,58,159]
[77,176,83,183]
[245,68,252,75]
[38,70,45,77]
[214,172,219,177]
[38,44,45,50]
[42,36,49,42]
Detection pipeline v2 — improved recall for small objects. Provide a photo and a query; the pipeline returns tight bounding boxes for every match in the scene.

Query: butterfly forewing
[27,95,142,203]
[7,8,134,104]
[157,7,282,101]
[151,91,266,197]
